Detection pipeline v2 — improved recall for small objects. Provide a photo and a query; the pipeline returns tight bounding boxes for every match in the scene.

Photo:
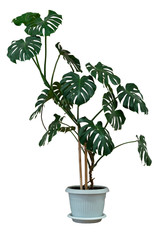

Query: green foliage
[12,10,62,36]
[137,135,152,166]
[86,62,121,86]
[39,114,76,146]
[39,114,63,146]
[78,117,114,155]
[7,36,41,63]
[103,92,126,130]
[29,88,53,120]
[117,83,148,114]
[55,42,82,72]
[60,72,96,106]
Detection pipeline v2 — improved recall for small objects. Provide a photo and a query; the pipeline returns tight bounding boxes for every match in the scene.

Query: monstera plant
[7,10,152,223]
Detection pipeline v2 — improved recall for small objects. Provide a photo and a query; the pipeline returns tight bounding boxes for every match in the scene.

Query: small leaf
[137,135,152,166]
[39,132,48,146]
[55,42,82,72]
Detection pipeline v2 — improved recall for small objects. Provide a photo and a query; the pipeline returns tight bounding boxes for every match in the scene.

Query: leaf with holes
[29,88,53,120]
[117,83,148,114]
[39,114,64,146]
[12,10,62,36]
[55,42,82,72]
[86,62,121,86]
[7,36,41,63]
[78,117,114,156]
[137,135,152,166]
[103,92,126,130]
[60,72,96,106]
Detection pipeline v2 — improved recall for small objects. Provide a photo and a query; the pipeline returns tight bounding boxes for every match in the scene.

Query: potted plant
[7,10,152,223]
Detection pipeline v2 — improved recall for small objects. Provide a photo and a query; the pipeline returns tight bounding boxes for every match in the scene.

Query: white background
[0,0,160,239]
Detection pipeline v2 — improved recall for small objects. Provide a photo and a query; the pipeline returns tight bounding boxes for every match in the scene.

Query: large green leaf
[60,72,96,106]
[103,92,126,130]
[7,36,41,63]
[13,10,62,36]
[39,114,63,146]
[55,42,82,72]
[78,117,114,156]
[137,135,152,166]
[117,83,148,114]
[86,62,121,86]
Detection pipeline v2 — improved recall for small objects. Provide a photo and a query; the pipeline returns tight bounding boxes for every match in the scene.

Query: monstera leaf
[103,92,126,130]
[55,42,82,72]
[117,83,148,114]
[12,10,62,36]
[78,117,114,156]
[7,36,41,63]
[60,72,96,106]
[29,88,53,120]
[86,62,121,86]
[137,135,152,166]
[39,114,64,146]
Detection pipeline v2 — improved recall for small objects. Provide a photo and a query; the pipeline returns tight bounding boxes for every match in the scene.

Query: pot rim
[65,185,109,194]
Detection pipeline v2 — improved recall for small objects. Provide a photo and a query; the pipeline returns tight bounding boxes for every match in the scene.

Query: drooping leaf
[117,83,148,114]
[7,36,41,63]
[103,92,126,130]
[55,42,82,72]
[29,88,53,120]
[86,62,121,86]
[60,72,96,106]
[78,117,114,156]
[137,135,152,166]
[39,114,63,146]
[12,10,62,36]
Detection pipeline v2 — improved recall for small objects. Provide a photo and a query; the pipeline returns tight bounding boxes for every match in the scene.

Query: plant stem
[77,106,83,190]
[41,107,47,131]
[32,56,50,88]
[94,140,138,168]
[51,53,61,86]
[114,140,138,150]
[84,143,88,189]
[92,108,103,121]
[44,35,47,79]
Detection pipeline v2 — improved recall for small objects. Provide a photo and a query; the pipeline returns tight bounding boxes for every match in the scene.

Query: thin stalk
[94,140,138,168]
[114,140,138,150]
[51,53,61,86]
[91,96,119,122]
[41,107,47,131]
[77,106,83,190]
[32,56,50,88]
[44,35,47,79]
[84,143,88,189]
[92,108,103,121]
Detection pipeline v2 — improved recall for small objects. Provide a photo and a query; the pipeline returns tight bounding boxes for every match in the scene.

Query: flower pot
[65,185,109,223]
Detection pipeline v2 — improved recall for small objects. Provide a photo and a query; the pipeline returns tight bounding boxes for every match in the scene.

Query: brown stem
[88,151,95,189]
[84,143,88,190]
[77,106,83,190]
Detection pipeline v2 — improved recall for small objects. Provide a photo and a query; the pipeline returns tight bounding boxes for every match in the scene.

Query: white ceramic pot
[66,185,109,223]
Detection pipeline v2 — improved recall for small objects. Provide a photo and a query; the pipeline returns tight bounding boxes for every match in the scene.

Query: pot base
[67,213,106,223]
